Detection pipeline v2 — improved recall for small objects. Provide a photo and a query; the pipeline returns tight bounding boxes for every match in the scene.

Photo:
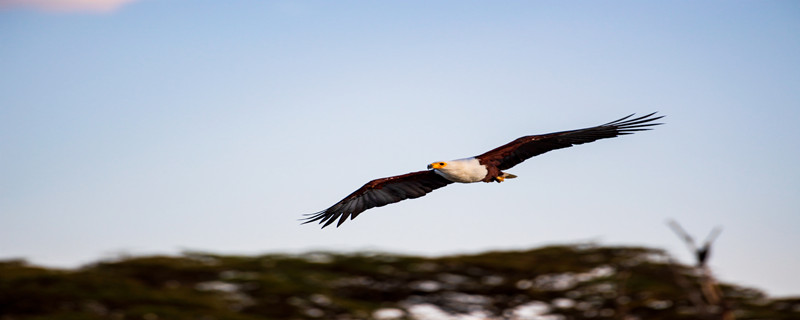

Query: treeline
[1,245,798,320]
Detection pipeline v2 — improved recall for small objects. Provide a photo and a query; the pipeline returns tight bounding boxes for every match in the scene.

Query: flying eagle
[303,112,663,228]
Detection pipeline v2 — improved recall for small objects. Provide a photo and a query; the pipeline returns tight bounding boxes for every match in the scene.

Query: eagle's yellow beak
[428,162,447,170]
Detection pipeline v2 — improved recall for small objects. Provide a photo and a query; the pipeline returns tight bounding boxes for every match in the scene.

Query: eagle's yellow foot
[495,173,517,183]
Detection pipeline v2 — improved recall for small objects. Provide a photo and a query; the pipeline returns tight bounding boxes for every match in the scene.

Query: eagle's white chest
[433,158,488,183]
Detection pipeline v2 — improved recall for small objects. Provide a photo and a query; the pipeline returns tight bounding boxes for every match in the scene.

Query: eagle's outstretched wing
[303,170,453,228]
[476,112,663,170]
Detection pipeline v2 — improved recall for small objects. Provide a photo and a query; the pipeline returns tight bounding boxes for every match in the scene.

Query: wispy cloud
[0,0,140,13]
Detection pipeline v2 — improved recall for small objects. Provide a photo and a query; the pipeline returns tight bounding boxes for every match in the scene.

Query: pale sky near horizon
[2,1,799,297]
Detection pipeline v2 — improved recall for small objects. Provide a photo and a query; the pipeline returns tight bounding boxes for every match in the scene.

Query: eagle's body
[303,113,663,228]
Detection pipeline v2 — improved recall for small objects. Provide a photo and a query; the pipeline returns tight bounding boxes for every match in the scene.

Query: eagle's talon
[495,176,505,183]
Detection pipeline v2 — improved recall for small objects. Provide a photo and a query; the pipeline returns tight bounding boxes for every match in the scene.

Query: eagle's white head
[427,158,488,183]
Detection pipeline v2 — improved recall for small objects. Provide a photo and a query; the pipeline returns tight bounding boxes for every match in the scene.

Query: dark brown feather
[476,112,663,171]
[302,170,453,228]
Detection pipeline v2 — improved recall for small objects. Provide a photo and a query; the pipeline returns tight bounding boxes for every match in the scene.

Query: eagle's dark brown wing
[303,170,453,228]
[476,112,663,170]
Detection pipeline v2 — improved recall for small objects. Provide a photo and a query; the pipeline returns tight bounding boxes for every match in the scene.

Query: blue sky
[1,1,799,296]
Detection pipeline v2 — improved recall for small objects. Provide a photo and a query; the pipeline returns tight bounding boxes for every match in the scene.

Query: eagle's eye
[439,162,446,166]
